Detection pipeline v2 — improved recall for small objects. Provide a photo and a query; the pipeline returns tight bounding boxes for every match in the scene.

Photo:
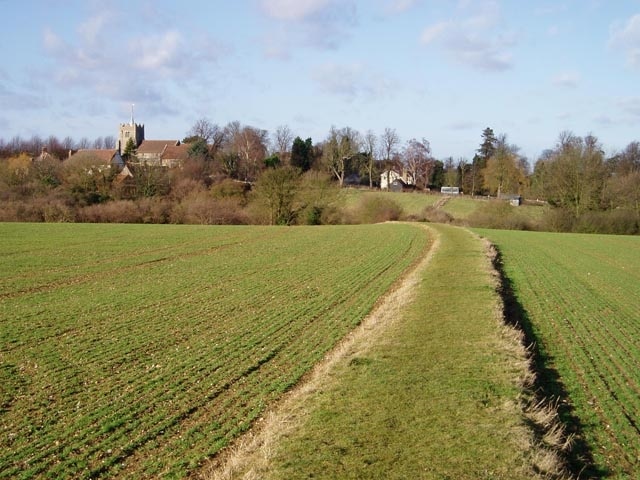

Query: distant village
[34,113,427,194]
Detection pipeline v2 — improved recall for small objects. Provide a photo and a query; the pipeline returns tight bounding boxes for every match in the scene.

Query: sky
[1,0,640,161]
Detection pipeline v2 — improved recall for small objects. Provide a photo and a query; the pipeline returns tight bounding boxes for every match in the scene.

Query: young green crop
[475,229,640,478]
[244,224,543,479]
[0,222,428,479]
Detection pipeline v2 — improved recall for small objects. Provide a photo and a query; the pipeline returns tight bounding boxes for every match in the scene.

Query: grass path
[204,224,557,479]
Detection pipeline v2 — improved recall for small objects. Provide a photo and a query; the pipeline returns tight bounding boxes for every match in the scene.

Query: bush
[210,178,250,205]
[467,200,533,230]
[350,195,403,224]
[0,196,75,222]
[175,193,249,225]
[574,209,639,235]
[77,200,143,223]
[418,206,454,224]
[539,207,575,232]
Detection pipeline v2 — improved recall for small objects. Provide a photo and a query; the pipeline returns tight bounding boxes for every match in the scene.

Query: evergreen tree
[123,137,137,160]
[471,127,498,195]
[290,137,313,171]
[477,127,497,161]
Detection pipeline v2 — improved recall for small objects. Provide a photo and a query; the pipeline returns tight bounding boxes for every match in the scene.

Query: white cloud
[133,31,183,73]
[78,11,114,45]
[385,0,420,15]
[552,71,580,88]
[419,1,517,72]
[420,21,450,45]
[38,6,226,122]
[609,14,640,67]
[260,0,333,21]
[311,62,396,101]
[258,0,356,56]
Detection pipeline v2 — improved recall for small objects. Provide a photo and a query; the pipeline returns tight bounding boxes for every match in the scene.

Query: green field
[341,189,440,217]
[475,229,640,478]
[0,223,428,479]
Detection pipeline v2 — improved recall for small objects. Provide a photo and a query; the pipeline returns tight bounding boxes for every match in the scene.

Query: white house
[380,169,415,190]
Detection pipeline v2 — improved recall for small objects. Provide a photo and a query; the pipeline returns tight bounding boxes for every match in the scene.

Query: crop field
[475,229,640,478]
[0,222,429,479]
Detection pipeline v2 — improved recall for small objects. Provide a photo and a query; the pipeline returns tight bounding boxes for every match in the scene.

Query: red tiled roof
[137,140,179,155]
[69,149,117,163]
[161,143,190,161]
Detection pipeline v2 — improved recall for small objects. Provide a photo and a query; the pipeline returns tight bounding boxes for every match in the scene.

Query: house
[136,140,181,166]
[114,164,137,198]
[389,178,417,192]
[67,149,125,171]
[380,169,415,190]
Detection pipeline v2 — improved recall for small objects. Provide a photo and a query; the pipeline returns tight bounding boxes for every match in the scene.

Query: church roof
[161,143,190,161]
[137,140,180,155]
[69,149,119,163]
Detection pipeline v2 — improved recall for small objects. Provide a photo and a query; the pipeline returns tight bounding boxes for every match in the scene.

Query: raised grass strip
[222,224,549,479]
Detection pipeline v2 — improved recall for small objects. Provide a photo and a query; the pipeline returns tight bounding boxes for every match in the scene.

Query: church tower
[117,104,144,154]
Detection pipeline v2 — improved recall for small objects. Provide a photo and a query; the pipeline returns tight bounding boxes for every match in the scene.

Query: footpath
[205,224,558,480]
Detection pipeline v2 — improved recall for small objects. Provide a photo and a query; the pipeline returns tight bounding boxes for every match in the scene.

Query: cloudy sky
[2,0,640,160]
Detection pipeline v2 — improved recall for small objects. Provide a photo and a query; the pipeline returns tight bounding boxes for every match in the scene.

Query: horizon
[2,0,640,161]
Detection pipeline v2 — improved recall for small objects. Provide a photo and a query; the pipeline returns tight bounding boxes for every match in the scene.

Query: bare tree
[273,125,294,159]
[363,129,377,188]
[322,126,361,187]
[92,137,104,149]
[443,156,458,187]
[188,117,227,157]
[104,136,116,149]
[403,138,434,189]
[541,132,606,217]
[188,118,218,143]
[228,125,268,182]
[379,127,400,163]
[62,136,75,151]
[29,135,44,155]
[379,127,400,189]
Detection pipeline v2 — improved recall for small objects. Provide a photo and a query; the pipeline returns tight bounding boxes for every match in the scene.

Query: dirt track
[201,224,440,479]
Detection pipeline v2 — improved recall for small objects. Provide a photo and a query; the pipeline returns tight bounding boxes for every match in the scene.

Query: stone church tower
[118,105,144,154]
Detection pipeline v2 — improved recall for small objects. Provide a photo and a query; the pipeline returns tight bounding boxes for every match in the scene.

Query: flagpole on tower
[130,104,135,126]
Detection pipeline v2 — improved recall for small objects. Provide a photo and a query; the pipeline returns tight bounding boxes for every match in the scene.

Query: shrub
[176,193,249,225]
[418,206,454,224]
[574,209,639,235]
[467,200,533,230]
[539,207,575,233]
[77,200,143,223]
[350,195,403,224]
[210,178,250,205]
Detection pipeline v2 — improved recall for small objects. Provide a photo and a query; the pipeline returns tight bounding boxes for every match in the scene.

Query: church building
[117,105,145,154]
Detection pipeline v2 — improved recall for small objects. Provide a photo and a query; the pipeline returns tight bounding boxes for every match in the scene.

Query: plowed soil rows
[0,223,428,479]
[476,229,640,477]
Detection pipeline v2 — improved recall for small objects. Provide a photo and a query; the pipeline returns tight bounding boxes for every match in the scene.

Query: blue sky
[2,0,640,161]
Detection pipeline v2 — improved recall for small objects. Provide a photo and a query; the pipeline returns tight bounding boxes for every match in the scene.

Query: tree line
[1,119,639,233]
